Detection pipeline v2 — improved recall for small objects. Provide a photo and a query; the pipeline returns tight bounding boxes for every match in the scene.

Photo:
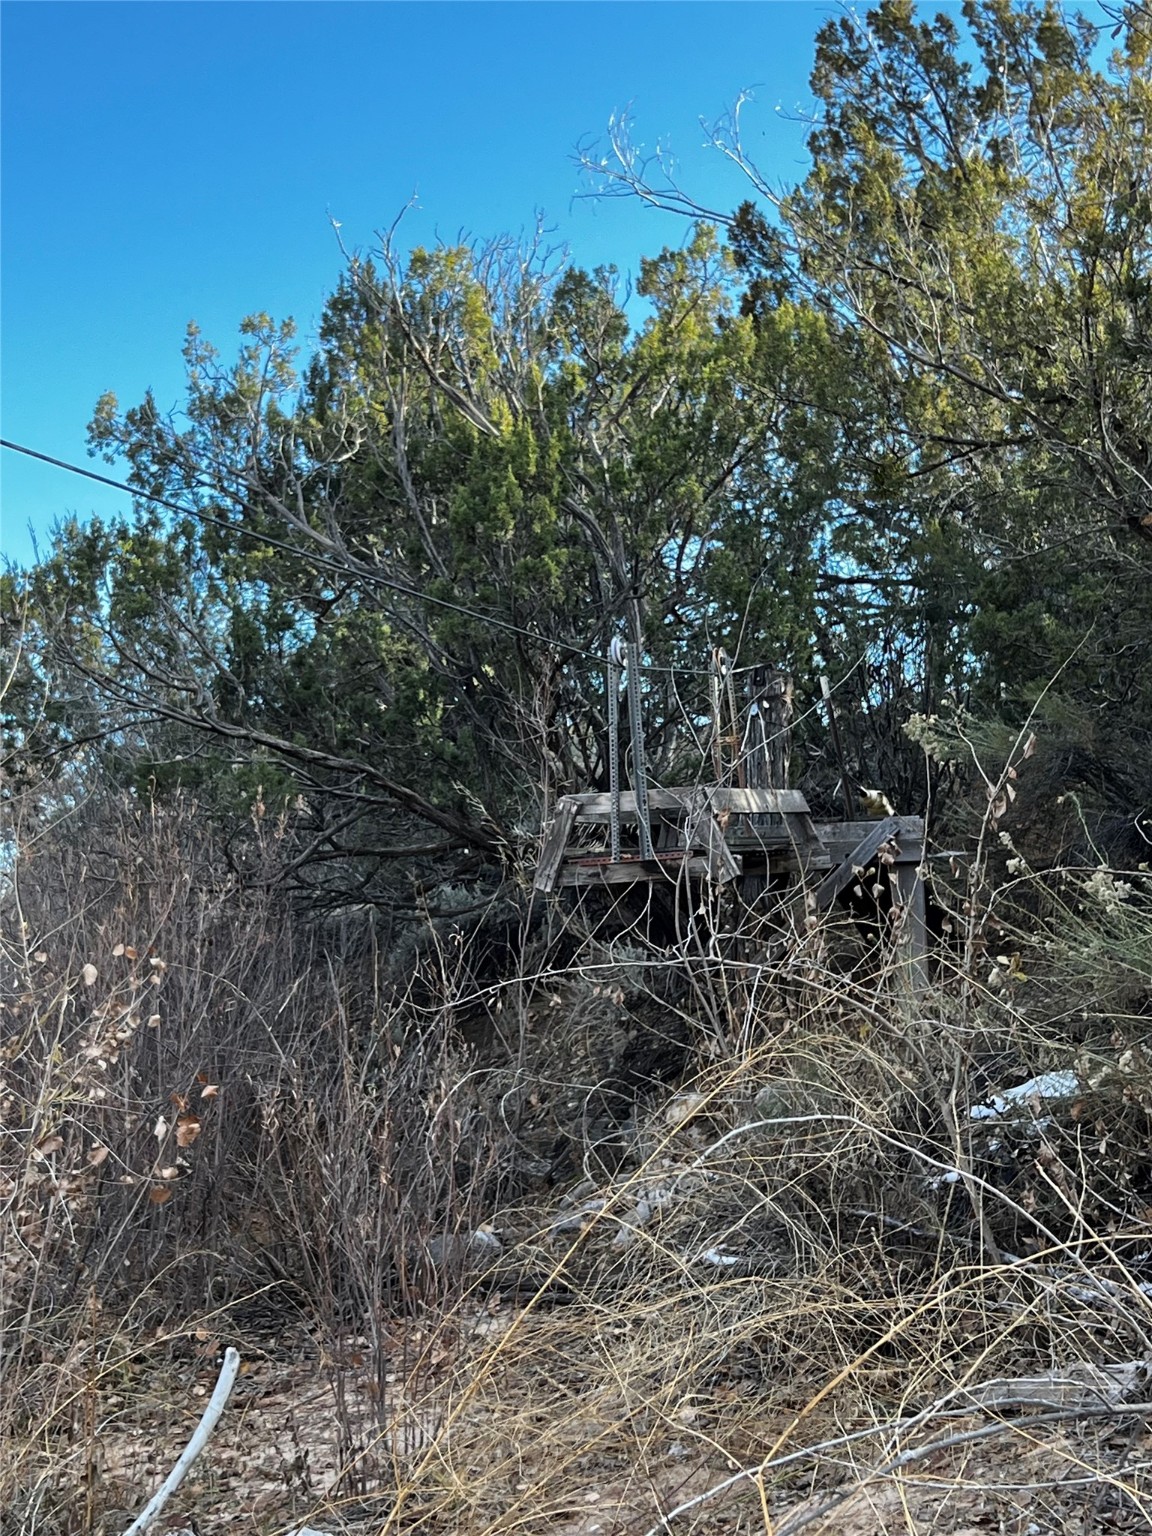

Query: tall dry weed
[4,744,1152,1533]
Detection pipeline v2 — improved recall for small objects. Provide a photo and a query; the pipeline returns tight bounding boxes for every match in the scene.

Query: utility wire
[1,437,864,705]
[1,438,615,663]
[3,439,703,675]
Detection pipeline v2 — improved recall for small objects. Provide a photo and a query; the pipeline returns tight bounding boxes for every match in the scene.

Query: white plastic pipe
[122,1347,241,1536]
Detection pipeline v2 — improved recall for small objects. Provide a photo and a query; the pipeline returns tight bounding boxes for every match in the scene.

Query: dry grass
[4,775,1152,1535]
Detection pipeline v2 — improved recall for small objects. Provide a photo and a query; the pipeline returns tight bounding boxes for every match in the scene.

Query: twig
[773,1401,1152,1536]
[641,1399,1152,1536]
[121,1348,241,1536]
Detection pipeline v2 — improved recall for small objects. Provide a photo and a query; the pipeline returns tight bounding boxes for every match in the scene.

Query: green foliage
[8,0,1151,905]
[7,226,818,900]
[725,0,1152,806]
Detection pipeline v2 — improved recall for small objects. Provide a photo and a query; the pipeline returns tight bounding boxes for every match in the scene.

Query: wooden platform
[534,796,930,988]
[533,790,925,892]
[534,787,824,892]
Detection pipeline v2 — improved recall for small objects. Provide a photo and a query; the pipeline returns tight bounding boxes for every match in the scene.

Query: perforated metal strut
[709,649,725,782]
[725,654,745,789]
[625,637,655,860]
[607,637,625,863]
[606,630,654,863]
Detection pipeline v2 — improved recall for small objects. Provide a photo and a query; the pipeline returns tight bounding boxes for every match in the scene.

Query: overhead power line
[0,437,862,708]
[0,437,614,664]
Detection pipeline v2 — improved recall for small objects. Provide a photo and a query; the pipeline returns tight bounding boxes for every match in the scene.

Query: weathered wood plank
[724,828,797,850]
[569,787,811,819]
[813,817,925,865]
[683,790,742,882]
[711,788,810,815]
[813,817,904,911]
[725,817,822,853]
[738,848,834,873]
[533,798,579,893]
[892,859,930,993]
[555,854,738,888]
[792,811,828,853]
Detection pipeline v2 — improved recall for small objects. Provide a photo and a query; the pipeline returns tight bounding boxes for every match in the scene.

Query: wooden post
[740,666,793,908]
[761,667,793,791]
[744,666,792,790]
[819,674,852,812]
[892,859,930,994]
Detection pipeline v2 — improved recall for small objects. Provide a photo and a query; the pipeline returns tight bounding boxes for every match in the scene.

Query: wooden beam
[813,817,925,865]
[711,788,811,815]
[725,812,825,857]
[533,798,579,894]
[724,827,803,850]
[555,854,737,888]
[568,787,811,820]
[891,859,930,993]
[683,789,742,882]
[813,817,903,911]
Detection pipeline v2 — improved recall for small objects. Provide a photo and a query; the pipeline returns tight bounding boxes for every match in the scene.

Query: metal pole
[710,648,726,782]
[624,599,655,860]
[820,675,853,814]
[709,647,746,788]
[608,637,625,863]
[624,641,655,860]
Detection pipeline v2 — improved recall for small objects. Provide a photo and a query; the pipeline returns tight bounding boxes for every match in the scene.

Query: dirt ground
[19,1301,1149,1536]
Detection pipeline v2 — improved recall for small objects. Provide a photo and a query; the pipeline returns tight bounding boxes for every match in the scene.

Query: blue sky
[1,1,828,568]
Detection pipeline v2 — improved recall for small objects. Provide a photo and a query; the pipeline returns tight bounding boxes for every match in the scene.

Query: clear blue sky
[1,1,827,569]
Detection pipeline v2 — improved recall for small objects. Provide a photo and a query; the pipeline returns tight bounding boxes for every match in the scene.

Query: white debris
[664,1092,708,1127]
[926,1168,964,1189]
[696,1247,740,1267]
[970,1069,1080,1121]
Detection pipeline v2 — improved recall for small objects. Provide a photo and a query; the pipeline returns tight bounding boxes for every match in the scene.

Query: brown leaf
[199,1084,220,1100]
[81,963,98,987]
[35,1134,64,1156]
[112,943,125,958]
[148,1185,173,1206]
[88,1144,110,1167]
[146,1014,161,1029]
[175,1114,202,1148]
